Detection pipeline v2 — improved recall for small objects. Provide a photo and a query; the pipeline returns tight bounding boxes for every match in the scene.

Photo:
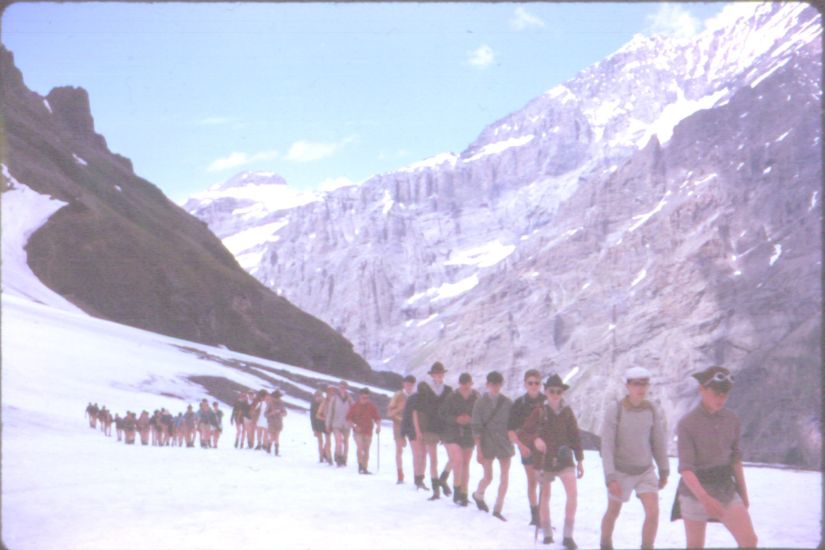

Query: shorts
[354,433,373,448]
[608,466,660,503]
[540,466,575,482]
[421,431,441,445]
[679,492,744,522]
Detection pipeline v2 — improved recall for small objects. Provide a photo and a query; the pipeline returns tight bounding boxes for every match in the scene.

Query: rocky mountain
[184,3,822,467]
[0,45,400,388]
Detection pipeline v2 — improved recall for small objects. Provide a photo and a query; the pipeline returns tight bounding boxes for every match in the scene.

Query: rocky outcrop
[186,3,821,467]
[0,46,399,388]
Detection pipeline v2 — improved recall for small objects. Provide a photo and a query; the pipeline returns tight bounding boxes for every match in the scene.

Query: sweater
[600,397,669,484]
[521,401,584,463]
[471,393,515,460]
[346,400,381,434]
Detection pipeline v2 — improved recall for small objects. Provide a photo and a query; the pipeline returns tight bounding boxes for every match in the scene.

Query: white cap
[625,366,652,382]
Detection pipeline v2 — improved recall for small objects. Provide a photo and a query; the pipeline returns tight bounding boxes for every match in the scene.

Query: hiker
[413,361,453,500]
[401,382,429,490]
[211,401,224,448]
[174,412,185,446]
[115,413,124,442]
[346,388,382,474]
[197,399,217,448]
[123,411,137,444]
[673,366,757,549]
[310,390,329,463]
[244,390,261,449]
[137,410,151,445]
[388,375,416,484]
[325,380,355,466]
[471,371,514,521]
[599,366,669,550]
[86,402,99,429]
[100,406,113,437]
[317,385,336,464]
[266,391,288,455]
[160,409,174,446]
[231,391,250,448]
[250,390,269,450]
[440,372,478,506]
[522,373,584,549]
[183,405,197,447]
[150,410,162,446]
[508,368,547,526]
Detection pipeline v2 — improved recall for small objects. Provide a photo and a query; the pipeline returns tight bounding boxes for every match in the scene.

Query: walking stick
[376,425,381,473]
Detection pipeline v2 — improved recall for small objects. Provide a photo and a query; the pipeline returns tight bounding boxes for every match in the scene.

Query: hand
[519,444,531,458]
[576,462,584,479]
[700,495,725,519]
[476,446,485,463]
[608,480,621,498]
[375,426,381,434]
[534,438,547,453]
[658,474,668,489]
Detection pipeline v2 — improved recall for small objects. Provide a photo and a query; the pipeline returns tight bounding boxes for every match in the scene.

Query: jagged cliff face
[185,3,822,467]
[0,46,398,388]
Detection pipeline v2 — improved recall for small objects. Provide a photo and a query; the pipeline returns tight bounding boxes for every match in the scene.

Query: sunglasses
[546,388,564,395]
[703,372,734,386]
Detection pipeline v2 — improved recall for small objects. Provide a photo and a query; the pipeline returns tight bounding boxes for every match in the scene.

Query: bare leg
[720,502,758,548]
[639,492,659,549]
[559,468,578,539]
[600,498,623,548]
[476,459,493,498]
[493,457,511,514]
[684,518,707,549]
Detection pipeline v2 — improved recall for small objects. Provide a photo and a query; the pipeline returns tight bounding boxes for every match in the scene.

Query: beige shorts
[421,431,441,445]
[679,492,744,522]
[541,466,575,483]
[353,433,373,448]
[608,466,660,503]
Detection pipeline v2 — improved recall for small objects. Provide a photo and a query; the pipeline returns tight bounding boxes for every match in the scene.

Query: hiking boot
[543,535,554,545]
[492,511,507,522]
[472,492,489,512]
[452,487,459,504]
[438,471,452,497]
[428,478,441,501]
[599,542,614,550]
[562,537,578,550]
[529,505,539,526]
[414,475,430,491]
[459,491,469,507]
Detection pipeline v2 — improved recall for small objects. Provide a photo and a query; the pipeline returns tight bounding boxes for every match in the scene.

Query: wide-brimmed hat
[692,366,734,392]
[429,361,446,374]
[625,366,653,382]
[544,373,569,391]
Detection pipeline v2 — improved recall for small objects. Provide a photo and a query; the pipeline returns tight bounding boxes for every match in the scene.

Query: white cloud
[510,7,545,30]
[206,149,279,172]
[645,4,701,39]
[468,44,495,69]
[285,135,357,163]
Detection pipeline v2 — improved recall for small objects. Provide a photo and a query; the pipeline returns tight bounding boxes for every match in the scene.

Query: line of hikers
[85,399,225,448]
[316,361,756,550]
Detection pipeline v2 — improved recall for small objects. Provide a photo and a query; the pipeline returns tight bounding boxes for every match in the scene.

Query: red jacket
[346,401,381,434]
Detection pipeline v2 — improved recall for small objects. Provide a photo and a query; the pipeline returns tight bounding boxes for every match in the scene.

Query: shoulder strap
[482,396,506,429]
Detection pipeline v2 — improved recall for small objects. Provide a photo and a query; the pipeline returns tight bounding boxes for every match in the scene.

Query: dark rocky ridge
[0,46,400,389]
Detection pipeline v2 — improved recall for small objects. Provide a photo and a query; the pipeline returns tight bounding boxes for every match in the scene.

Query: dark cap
[544,373,570,390]
[429,361,446,374]
[458,372,473,385]
[692,366,733,392]
[359,387,370,395]
[272,390,282,398]
[486,371,503,385]
[403,375,417,384]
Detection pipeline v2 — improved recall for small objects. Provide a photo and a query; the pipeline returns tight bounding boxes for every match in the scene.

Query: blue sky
[2,2,727,203]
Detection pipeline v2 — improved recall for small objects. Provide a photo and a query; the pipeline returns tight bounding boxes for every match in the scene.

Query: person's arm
[471,398,485,461]
[413,410,423,440]
[507,401,532,457]
[567,408,584,478]
[652,404,670,488]
[681,469,725,517]
[601,401,619,495]
[732,460,749,508]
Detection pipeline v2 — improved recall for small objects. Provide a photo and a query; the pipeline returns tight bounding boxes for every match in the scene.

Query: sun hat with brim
[625,366,653,382]
[544,373,569,391]
[429,361,446,374]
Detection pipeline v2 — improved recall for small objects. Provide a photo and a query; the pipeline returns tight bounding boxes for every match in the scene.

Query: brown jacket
[521,402,584,464]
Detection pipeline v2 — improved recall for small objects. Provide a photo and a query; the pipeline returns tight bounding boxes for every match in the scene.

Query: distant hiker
[99,406,112,437]
[325,380,355,466]
[137,410,151,446]
[599,366,669,550]
[123,411,137,445]
[522,373,584,549]
[183,405,197,447]
[413,361,453,500]
[231,391,250,448]
[440,372,478,506]
[87,402,99,429]
[150,410,162,446]
[310,390,328,463]
[388,375,416,484]
[115,413,124,442]
[197,399,217,448]
[471,371,514,521]
[508,368,546,526]
[160,409,175,446]
[251,390,269,450]
[174,412,185,446]
[347,388,382,474]
[401,383,428,490]
[673,366,757,549]
[211,401,224,448]
[317,385,336,464]
[244,390,260,449]
[266,391,288,455]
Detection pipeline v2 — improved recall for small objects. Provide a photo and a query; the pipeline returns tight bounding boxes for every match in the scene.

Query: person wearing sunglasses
[508,368,547,526]
[672,366,757,548]
[599,366,669,550]
[522,373,584,549]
